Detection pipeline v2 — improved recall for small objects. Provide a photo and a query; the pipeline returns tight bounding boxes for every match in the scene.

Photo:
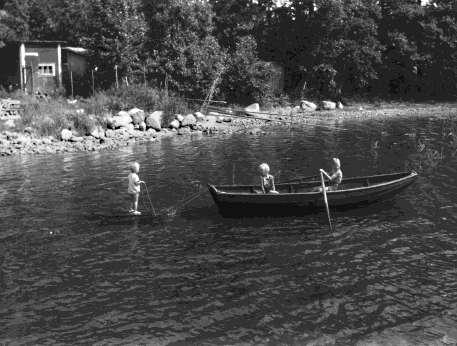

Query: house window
[38,63,56,77]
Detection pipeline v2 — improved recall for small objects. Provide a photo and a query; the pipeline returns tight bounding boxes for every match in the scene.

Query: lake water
[1,115,457,345]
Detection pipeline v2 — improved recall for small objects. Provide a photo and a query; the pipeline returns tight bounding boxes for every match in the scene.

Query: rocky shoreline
[1,103,456,157]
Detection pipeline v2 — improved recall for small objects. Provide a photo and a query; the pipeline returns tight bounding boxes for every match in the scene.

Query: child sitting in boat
[259,163,279,194]
[128,162,145,215]
[320,157,343,191]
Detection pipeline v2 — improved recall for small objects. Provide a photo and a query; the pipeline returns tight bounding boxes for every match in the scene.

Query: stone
[223,117,232,122]
[337,101,344,110]
[320,101,337,110]
[300,100,317,111]
[146,128,157,137]
[89,125,105,139]
[178,127,191,135]
[244,103,260,116]
[216,116,224,123]
[128,108,145,125]
[112,111,133,128]
[105,129,115,138]
[194,112,205,121]
[4,119,15,128]
[176,114,184,122]
[61,129,72,141]
[139,121,147,131]
[181,113,197,127]
[23,127,34,134]
[169,119,180,129]
[145,111,163,131]
[70,136,84,142]
[293,105,301,113]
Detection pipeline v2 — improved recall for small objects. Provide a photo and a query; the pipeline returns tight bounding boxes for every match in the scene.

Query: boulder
[194,112,205,121]
[126,123,135,133]
[176,114,184,122]
[139,121,147,131]
[337,101,344,110]
[181,113,197,127]
[223,117,232,122]
[169,119,180,129]
[292,106,301,113]
[112,111,132,128]
[146,128,157,137]
[244,103,260,116]
[105,129,115,138]
[128,108,145,125]
[320,101,337,111]
[216,116,224,123]
[300,100,317,111]
[4,119,15,128]
[61,129,72,141]
[145,111,163,131]
[23,127,34,135]
[89,125,105,139]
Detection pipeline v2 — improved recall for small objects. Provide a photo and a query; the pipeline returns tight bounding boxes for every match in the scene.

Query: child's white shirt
[128,173,140,194]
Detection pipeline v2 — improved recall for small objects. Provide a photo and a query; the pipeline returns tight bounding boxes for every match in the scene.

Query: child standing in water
[128,162,144,215]
[320,157,343,191]
[259,163,279,194]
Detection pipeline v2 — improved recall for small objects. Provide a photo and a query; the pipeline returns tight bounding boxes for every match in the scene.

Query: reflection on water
[1,116,457,344]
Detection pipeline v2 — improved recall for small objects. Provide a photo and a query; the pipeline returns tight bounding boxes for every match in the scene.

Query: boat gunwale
[209,171,417,197]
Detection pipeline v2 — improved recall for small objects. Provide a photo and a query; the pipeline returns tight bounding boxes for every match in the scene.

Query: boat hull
[208,171,418,217]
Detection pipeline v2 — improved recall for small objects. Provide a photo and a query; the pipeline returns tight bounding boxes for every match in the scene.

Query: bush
[220,36,274,106]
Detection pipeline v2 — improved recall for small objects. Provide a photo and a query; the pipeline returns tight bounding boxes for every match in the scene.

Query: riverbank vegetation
[1,1,457,103]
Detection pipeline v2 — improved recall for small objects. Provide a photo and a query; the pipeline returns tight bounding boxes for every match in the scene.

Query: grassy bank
[0,86,191,137]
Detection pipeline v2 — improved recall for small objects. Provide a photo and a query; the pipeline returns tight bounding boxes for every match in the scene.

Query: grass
[1,85,191,137]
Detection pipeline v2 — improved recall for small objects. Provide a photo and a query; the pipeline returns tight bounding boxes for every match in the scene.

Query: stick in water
[320,170,334,232]
[141,182,157,216]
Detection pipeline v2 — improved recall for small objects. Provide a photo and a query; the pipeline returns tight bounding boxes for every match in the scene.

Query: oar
[320,170,334,232]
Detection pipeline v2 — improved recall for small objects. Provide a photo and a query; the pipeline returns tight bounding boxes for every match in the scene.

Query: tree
[142,0,226,98]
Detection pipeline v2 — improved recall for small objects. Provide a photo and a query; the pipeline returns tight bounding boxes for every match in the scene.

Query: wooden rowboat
[208,171,418,217]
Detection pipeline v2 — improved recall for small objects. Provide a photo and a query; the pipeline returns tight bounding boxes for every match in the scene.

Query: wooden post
[91,69,95,96]
[320,170,334,232]
[70,70,74,98]
[143,66,146,87]
[115,65,119,89]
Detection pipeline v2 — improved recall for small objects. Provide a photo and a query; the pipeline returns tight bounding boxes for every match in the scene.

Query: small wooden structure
[0,41,88,96]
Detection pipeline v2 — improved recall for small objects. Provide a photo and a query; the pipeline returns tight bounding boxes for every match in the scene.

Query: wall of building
[23,43,61,94]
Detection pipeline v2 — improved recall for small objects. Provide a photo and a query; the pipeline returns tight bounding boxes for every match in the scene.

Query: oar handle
[320,170,334,232]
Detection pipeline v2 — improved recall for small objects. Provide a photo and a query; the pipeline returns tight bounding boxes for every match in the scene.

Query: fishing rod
[141,182,157,216]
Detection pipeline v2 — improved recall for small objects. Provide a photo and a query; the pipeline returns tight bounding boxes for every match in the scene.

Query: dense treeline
[0,0,456,103]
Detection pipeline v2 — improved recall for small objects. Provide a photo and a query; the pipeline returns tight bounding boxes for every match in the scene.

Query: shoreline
[1,103,456,158]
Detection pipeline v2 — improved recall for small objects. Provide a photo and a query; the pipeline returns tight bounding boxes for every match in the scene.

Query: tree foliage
[1,0,457,100]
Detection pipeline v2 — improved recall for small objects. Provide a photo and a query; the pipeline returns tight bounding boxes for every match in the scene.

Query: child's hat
[332,158,341,167]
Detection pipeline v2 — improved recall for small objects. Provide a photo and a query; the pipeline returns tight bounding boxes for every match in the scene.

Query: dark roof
[25,40,66,45]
